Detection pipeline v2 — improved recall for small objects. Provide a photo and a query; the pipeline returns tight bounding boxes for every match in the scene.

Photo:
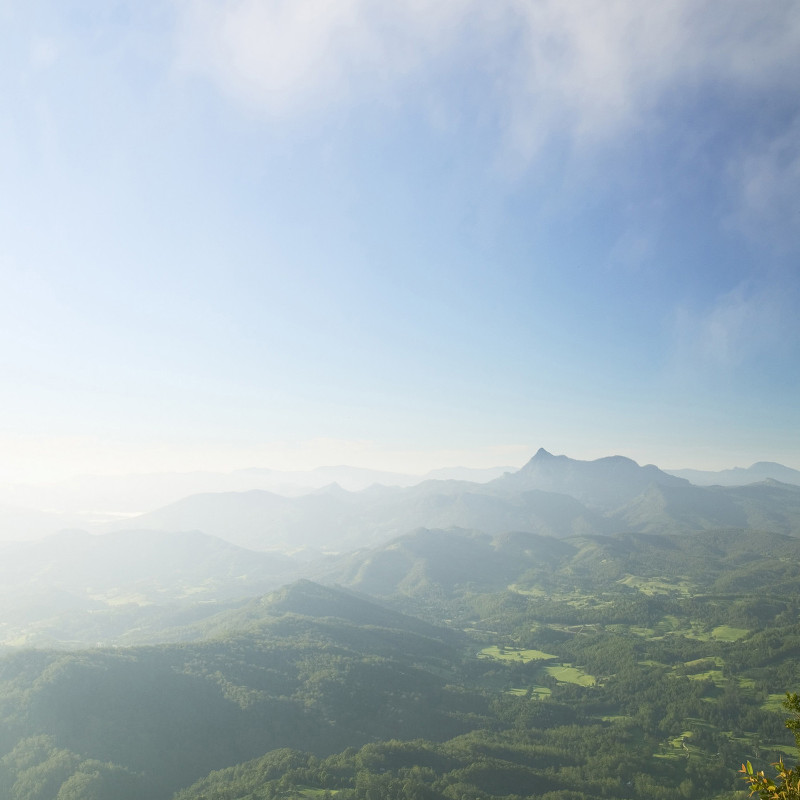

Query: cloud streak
[727,115,800,250]
[175,1,800,145]
[672,279,797,373]
[174,0,491,116]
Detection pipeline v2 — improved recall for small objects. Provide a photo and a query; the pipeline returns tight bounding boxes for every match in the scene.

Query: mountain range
[3,450,800,799]
[2,451,798,545]
[0,464,513,524]
[3,448,800,650]
[105,449,800,552]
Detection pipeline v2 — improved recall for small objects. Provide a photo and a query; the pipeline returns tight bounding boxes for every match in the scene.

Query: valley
[1,452,800,800]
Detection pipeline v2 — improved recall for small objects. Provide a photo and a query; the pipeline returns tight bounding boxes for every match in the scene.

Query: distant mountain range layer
[109,449,800,552]
[1,451,798,543]
[666,461,800,486]
[0,464,515,524]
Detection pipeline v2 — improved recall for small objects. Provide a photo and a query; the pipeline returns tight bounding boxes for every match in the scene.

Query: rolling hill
[0,529,301,648]
[0,580,482,800]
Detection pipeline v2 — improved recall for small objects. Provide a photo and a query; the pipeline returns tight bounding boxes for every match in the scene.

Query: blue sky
[1,1,799,481]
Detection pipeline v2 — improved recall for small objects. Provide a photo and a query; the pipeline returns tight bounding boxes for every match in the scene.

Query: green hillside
[0,582,486,800]
[3,528,800,800]
[168,525,800,800]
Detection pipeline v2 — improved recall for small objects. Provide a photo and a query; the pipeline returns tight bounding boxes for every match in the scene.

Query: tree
[742,693,800,799]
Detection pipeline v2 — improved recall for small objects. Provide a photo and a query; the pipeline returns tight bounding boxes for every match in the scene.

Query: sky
[1,0,799,483]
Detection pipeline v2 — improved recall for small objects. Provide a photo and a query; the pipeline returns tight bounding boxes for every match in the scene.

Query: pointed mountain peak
[519,448,567,471]
[496,449,688,510]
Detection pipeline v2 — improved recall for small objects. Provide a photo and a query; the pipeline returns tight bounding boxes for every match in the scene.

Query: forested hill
[0,529,302,649]
[317,526,800,600]
[190,578,458,643]
[0,581,482,800]
[3,529,800,800]
[172,526,800,800]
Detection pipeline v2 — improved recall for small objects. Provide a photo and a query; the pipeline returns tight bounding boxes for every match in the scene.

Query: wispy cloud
[672,279,797,371]
[175,1,800,147]
[174,0,492,116]
[488,1,800,166]
[727,116,800,250]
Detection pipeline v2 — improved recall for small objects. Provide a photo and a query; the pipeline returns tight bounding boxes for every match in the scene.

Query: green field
[479,645,557,663]
[684,656,724,669]
[617,574,693,596]
[544,664,596,686]
[762,693,789,712]
[506,686,552,698]
[614,616,711,641]
[508,584,546,597]
[711,625,750,641]
[480,645,596,687]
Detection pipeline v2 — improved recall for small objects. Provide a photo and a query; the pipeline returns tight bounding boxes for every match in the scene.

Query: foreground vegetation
[742,693,800,800]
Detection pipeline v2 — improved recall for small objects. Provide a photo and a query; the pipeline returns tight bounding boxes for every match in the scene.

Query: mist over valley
[4,1,800,797]
[2,450,800,800]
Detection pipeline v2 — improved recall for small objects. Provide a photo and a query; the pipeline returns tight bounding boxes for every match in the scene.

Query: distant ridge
[318,527,577,597]
[611,479,800,535]
[422,465,515,482]
[667,461,800,487]
[115,471,607,551]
